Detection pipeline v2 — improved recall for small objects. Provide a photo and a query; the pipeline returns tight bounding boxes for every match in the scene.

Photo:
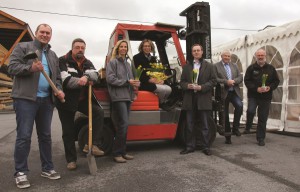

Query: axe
[24,51,65,103]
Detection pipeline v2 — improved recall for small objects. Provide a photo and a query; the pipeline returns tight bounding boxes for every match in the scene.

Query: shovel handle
[88,83,93,151]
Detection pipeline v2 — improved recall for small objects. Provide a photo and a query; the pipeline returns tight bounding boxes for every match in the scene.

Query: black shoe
[225,136,232,144]
[203,149,212,156]
[258,140,265,146]
[180,149,194,155]
[243,129,251,134]
[232,129,241,136]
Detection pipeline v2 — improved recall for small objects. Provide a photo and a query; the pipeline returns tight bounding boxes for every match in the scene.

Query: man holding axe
[8,23,65,189]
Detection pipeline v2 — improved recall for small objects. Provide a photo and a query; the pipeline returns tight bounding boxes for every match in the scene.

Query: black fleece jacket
[244,62,280,100]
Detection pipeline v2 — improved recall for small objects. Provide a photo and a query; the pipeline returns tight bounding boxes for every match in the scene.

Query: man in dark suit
[214,50,243,144]
[179,44,216,156]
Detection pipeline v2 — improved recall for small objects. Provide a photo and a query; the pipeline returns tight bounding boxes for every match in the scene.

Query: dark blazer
[133,52,157,92]
[214,61,243,99]
[180,60,216,110]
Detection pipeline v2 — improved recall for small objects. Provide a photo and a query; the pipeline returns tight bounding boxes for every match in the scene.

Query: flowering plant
[261,74,268,87]
[135,65,144,80]
[192,69,198,84]
[146,63,169,81]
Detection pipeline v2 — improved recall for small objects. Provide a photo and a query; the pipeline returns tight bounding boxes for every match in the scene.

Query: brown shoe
[122,154,134,160]
[67,162,77,170]
[114,156,127,163]
[82,144,89,153]
[92,145,104,156]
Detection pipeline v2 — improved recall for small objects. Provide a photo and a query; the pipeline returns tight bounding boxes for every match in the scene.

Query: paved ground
[0,110,299,192]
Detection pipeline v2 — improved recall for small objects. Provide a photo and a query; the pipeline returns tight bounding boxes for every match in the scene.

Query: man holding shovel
[56,38,104,171]
[8,23,65,189]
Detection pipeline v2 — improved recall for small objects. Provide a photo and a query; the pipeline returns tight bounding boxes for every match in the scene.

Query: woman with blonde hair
[106,40,140,163]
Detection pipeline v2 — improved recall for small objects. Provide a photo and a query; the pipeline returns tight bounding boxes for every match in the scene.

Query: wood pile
[0,44,13,112]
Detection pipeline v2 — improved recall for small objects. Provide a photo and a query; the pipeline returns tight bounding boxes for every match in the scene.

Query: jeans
[111,101,131,157]
[13,97,54,175]
[246,97,271,141]
[224,91,243,134]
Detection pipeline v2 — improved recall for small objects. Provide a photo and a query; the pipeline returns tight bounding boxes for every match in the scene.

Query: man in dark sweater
[244,49,279,146]
[57,38,104,170]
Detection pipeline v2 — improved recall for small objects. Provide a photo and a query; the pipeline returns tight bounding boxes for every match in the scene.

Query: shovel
[87,82,97,175]
[23,51,65,103]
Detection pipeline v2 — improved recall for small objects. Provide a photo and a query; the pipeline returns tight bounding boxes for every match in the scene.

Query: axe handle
[41,70,65,103]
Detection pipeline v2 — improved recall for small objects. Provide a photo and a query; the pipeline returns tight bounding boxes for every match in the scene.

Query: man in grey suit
[179,44,216,156]
[214,50,243,144]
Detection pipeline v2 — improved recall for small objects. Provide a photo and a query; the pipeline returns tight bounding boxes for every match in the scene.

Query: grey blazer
[213,61,243,99]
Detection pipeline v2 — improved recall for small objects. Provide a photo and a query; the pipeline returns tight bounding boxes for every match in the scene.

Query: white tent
[212,19,300,133]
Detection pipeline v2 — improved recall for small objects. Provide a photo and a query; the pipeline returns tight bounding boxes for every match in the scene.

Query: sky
[1,0,299,69]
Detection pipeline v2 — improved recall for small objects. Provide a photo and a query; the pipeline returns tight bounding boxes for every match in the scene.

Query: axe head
[23,52,38,60]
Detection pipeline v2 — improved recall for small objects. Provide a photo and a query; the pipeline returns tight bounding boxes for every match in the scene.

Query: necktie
[224,63,232,80]
[225,63,234,91]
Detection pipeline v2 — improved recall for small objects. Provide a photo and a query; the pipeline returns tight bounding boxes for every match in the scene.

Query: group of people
[178,45,279,155]
[8,23,279,189]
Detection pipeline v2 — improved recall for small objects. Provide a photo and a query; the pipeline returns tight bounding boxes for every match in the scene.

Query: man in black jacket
[57,38,104,170]
[244,49,279,146]
[179,44,216,156]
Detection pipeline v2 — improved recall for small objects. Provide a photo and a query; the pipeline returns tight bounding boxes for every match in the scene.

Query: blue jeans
[246,97,271,141]
[111,101,131,157]
[224,91,243,133]
[13,97,54,175]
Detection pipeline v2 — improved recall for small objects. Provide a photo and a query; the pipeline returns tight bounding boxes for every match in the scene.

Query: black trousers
[58,100,104,163]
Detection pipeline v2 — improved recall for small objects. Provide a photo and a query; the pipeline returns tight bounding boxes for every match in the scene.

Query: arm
[83,60,99,82]
[268,66,280,91]
[244,65,257,92]
[106,59,130,87]
[59,57,82,89]
[200,64,216,93]
[213,63,227,84]
[8,43,38,76]
[180,65,191,91]
[232,64,243,85]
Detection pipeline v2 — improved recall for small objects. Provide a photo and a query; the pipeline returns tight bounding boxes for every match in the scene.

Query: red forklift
[75,2,223,154]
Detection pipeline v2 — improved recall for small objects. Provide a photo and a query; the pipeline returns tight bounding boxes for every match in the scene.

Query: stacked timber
[0,44,13,112]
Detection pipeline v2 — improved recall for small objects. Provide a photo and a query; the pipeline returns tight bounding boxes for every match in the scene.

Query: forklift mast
[180,2,211,61]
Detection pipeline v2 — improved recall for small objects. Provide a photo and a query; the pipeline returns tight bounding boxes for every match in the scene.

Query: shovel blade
[87,152,97,175]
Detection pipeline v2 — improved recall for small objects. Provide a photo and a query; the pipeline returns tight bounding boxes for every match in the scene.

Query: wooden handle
[88,83,92,151]
[41,70,65,103]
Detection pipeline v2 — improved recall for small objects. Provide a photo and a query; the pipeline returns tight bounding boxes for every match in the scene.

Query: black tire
[77,121,114,155]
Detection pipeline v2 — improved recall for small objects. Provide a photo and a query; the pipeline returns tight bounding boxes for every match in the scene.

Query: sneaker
[67,162,77,170]
[15,172,30,189]
[122,154,134,160]
[41,170,61,180]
